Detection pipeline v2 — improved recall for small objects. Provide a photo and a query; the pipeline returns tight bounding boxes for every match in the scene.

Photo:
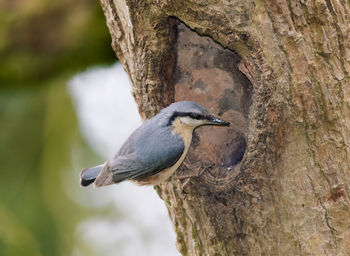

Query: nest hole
[172,21,252,179]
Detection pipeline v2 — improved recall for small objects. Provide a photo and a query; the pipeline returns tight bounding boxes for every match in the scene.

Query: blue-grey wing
[94,123,185,186]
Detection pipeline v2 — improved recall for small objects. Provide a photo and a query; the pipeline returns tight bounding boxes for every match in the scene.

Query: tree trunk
[100,0,350,255]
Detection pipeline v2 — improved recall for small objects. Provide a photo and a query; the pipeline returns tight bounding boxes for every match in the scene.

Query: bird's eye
[189,113,202,120]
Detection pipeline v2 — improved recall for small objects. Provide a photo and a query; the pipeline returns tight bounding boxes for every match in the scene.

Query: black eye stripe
[188,113,202,120]
[167,111,207,125]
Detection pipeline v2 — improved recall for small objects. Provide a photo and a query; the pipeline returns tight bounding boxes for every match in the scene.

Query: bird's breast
[132,121,193,185]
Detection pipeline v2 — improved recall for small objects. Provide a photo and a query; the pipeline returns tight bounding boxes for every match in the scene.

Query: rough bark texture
[100,0,350,255]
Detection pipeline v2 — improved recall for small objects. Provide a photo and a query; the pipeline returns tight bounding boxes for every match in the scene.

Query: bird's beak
[207,116,230,126]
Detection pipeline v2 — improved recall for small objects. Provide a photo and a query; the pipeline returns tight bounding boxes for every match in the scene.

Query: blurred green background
[0,0,115,255]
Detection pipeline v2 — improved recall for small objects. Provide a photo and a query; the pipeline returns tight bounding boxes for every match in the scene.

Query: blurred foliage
[0,0,114,255]
[0,83,97,256]
[0,0,115,88]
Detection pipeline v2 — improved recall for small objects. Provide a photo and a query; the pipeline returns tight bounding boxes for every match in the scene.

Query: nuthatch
[80,101,230,187]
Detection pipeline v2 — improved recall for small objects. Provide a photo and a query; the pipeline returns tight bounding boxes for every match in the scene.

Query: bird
[80,101,230,187]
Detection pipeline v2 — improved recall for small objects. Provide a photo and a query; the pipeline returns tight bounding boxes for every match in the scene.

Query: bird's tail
[80,164,104,187]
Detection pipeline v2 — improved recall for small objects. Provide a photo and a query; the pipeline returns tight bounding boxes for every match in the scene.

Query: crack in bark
[306,174,338,235]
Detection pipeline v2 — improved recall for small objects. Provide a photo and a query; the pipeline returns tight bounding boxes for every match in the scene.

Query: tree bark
[100,0,350,255]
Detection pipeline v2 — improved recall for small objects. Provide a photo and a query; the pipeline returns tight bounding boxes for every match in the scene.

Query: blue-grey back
[111,110,185,179]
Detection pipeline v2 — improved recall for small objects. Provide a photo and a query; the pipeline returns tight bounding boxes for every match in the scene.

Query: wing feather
[94,122,185,187]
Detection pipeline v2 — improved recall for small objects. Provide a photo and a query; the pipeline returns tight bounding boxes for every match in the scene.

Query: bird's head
[164,101,230,129]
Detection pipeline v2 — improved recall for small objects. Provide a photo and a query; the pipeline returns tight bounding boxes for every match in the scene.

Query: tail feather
[80,164,104,187]
[94,162,113,187]
[94,161,135,187]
